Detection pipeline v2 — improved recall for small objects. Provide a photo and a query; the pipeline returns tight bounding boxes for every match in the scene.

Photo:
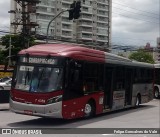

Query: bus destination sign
[21,57,57,65]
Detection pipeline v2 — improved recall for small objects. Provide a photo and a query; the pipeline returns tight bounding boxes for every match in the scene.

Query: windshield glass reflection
[15,66,63,92]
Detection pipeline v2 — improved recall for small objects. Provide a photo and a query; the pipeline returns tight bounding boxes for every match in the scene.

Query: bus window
[66,60,84,99]
[83,63,99,93]
[15,66,63,92]
[155,69,160,84]
[114,66,125,91]
[98,64,104,91]
[145,69,154,83]
[134,68,141,83]
[134,68,153,83]
[38,68,63,92]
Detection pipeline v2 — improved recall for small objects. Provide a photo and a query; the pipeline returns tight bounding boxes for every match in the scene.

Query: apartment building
[153,37,160,63]
[10,0,112,49]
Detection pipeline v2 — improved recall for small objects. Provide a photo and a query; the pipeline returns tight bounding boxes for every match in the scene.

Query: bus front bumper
[10,99,63,118]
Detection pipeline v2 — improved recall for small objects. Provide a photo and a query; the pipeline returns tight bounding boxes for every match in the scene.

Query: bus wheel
[134,95,140,108]
[154,88,159,99]
[84,101,95,118]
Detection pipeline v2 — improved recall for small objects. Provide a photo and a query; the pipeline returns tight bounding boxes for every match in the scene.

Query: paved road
[0,99,159,137]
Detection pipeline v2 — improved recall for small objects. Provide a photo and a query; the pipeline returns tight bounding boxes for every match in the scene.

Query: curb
[0,103,9,111]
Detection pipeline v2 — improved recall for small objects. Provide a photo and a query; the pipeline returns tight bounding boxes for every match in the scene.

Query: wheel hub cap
[84,104,91,114]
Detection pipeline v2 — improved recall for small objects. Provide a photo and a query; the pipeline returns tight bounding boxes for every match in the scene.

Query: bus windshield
[14,65,63,92]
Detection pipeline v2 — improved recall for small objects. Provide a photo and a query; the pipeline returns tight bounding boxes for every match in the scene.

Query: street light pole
[8,36,12,66]
[46,9,69,43]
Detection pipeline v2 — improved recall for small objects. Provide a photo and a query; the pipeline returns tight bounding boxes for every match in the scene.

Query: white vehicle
[154,64,160,98]
[0,77,11,82]
[0,79,12,90]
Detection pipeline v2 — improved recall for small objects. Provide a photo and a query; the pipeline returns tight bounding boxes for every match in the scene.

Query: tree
[0,49,5,64]
[0,34,35,64]
[1,34,35,53]
[128,50,155,64]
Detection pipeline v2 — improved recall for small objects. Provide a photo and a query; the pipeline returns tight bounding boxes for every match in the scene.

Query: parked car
[0,78,12,90]
[0,77,11,82]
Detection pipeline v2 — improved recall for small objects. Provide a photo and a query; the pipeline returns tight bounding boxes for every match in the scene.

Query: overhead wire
[112,1,158,46]
[112,12,159,25]
[0,1,158,48]
[112,3,159,25]
[112,6,159,20]
[113,2,159,16]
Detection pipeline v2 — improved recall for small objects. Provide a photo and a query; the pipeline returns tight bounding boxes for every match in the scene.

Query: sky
[0,0,159,47]
[112,0,160,47]
[0,0,10,31]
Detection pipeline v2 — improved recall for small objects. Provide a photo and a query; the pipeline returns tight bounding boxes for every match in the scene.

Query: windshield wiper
[37,68,45,89]
[24,53,30,85]
[24,68,30,85]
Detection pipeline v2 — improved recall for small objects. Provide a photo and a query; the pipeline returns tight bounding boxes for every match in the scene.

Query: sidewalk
[0,103,9,111]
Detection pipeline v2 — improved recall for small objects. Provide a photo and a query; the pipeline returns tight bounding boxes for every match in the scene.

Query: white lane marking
[102,134,114,136]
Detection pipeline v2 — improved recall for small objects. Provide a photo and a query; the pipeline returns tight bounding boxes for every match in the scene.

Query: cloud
[0,0,10,15]
[112,0,159,46]
[0,0,159,47]
[0,0,10,29]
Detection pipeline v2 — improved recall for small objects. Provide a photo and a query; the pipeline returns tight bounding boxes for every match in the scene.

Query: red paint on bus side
[62,92,104,119]
[11,89,63,105]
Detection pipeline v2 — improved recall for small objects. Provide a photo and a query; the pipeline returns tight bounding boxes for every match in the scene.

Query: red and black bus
[10,44,154,119]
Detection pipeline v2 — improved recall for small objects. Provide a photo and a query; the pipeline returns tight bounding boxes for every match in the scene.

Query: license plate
[24,110,33,115]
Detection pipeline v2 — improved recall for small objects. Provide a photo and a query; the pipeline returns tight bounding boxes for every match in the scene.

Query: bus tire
[134,95,140,108]
[154,88,160,99]
[84,100,96,118]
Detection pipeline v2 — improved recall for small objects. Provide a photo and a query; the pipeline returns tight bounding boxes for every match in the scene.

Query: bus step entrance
[104,105,109,109]
[103,108,111,113]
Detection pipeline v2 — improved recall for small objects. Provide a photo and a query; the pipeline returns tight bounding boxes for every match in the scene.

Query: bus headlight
[47,95,62,104]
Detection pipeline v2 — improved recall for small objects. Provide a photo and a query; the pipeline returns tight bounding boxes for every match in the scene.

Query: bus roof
[19,43,105,62]
[19,43,153,68]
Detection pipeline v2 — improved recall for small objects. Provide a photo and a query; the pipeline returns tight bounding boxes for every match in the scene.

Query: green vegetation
[0,34,35,64]
[129,50,155,64]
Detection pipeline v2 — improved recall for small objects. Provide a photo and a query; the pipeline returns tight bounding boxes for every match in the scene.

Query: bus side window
[71,70,80,83]
[114,66,125,91]
[83,63,99,93]
[68,60,84,98]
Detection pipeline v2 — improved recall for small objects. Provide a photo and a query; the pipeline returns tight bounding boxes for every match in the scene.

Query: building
[10,0,112,50]
[153,37,160,63]
[111,44,155,60]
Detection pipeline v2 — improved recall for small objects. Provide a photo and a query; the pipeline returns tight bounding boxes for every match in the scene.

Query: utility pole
[9,0,40,48]
[46,9,69,43]
[8,36,12,66]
